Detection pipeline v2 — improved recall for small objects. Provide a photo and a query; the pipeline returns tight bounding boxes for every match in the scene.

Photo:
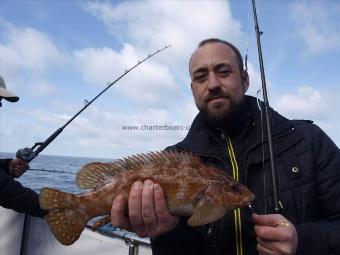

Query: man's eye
[218,69,231,76]
[193,73,207,82]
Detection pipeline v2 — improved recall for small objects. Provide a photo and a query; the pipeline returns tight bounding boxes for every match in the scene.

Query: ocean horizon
[0,152,115,193]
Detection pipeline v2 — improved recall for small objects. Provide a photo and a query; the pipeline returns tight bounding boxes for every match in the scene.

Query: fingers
[9,158,29,178]
[253,214,293,241]
[111,195,131,230]
[129,180,158,237]
[153,183,179,237]
[128,181,144,235]
[154,183,170,220]
[252,213,281,227]
[141,180,157,233]
[13,169,25,178]
[253,214,298,255]
[111,180,179,238]
[254,224,285,242]
[257,240,276,255]
[257,237,278,253]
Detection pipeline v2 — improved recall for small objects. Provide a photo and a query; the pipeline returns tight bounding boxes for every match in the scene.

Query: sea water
[0,152,114,193]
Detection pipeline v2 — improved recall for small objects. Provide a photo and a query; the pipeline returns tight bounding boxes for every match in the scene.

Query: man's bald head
[189,38,244,75]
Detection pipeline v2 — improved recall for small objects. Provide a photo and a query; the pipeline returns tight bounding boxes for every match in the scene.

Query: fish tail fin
[40,187,78,210]
[40,188,87,245]
[45,208,86,245]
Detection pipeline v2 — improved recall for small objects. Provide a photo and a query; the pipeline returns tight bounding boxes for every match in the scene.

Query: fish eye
[231,184,241,193]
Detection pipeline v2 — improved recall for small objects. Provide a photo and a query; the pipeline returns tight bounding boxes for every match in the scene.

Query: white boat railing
[0,207,152,255]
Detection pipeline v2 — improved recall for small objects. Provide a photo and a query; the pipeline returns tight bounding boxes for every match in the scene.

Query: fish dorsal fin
[76,162,123,189]
[187,198,227,226]
[123,150,196,168]
[76,150,201,189]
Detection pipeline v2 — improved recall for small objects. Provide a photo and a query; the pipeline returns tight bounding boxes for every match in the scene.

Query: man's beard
[200,95,246,127]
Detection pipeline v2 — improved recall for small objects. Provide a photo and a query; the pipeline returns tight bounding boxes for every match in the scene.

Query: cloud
[73,43,180,108]
[38,106,192,158]
[0,21,66,75]
[275,86,340,148]
[290,1,340,56]
[1,1,261,158]
[0,20,67,95]
[76,0,250,111]
[275,86,327,121]
[83,0,245,83]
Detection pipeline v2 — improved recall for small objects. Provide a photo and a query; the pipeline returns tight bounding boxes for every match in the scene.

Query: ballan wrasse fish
[40,150,255,245]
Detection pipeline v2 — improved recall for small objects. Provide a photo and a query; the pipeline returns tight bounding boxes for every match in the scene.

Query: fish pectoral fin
[187,198,226,226]
[91,215,111,231]
[46,208,87,246]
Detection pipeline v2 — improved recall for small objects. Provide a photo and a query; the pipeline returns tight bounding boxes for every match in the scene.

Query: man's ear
[241,70,249,93]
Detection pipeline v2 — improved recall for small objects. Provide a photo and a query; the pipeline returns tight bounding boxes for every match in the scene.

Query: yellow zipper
[226,135,243,255]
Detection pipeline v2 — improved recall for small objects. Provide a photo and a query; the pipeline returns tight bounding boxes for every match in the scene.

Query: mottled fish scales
[40,150,254,245]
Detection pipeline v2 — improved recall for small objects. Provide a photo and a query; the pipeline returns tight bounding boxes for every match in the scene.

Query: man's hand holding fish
[111,180,179,238]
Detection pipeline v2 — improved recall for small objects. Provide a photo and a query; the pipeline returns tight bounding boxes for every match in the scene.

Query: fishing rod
[16,45,171,164]
[251,0,281,214]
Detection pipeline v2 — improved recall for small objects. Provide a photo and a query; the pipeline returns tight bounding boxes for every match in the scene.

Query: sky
[0,0,340,159]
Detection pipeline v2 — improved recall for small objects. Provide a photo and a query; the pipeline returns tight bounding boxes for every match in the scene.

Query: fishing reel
[16,142,42,162]
[16,148,36,162]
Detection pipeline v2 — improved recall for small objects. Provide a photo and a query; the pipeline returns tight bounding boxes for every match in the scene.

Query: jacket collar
[174,96,297,158]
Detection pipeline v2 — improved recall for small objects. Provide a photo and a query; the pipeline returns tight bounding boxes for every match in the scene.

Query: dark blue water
[0,152,114,193]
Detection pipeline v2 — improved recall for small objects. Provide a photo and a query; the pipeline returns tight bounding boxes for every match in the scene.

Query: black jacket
[0,158,46,217]
[151,96,340,255]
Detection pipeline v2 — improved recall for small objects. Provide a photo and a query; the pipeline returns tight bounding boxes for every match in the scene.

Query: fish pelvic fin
[40,187,78,210]
[45,208,87,245]
[91,215,111,231]
[187,198,226,226]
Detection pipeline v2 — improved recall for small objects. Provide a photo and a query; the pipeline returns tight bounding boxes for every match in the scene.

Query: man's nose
[207,73,221,91]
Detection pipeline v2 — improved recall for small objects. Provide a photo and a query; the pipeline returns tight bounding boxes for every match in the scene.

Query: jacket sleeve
[0,158,12,175]
[295,123,340,255]
[151,217,205,255]
[0,164,47,218]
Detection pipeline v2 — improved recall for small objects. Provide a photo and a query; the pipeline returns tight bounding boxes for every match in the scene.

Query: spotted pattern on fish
[40,150,254,245]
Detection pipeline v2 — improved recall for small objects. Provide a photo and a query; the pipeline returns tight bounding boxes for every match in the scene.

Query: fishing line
[28,168,75,174]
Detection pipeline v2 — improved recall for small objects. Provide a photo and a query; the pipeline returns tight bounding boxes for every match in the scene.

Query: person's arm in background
[0,158,13,175]
[0,158,29,178]
[0,159,47,217]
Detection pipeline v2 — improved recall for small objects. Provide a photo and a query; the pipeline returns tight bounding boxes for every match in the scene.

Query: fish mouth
[241,193,255,205]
